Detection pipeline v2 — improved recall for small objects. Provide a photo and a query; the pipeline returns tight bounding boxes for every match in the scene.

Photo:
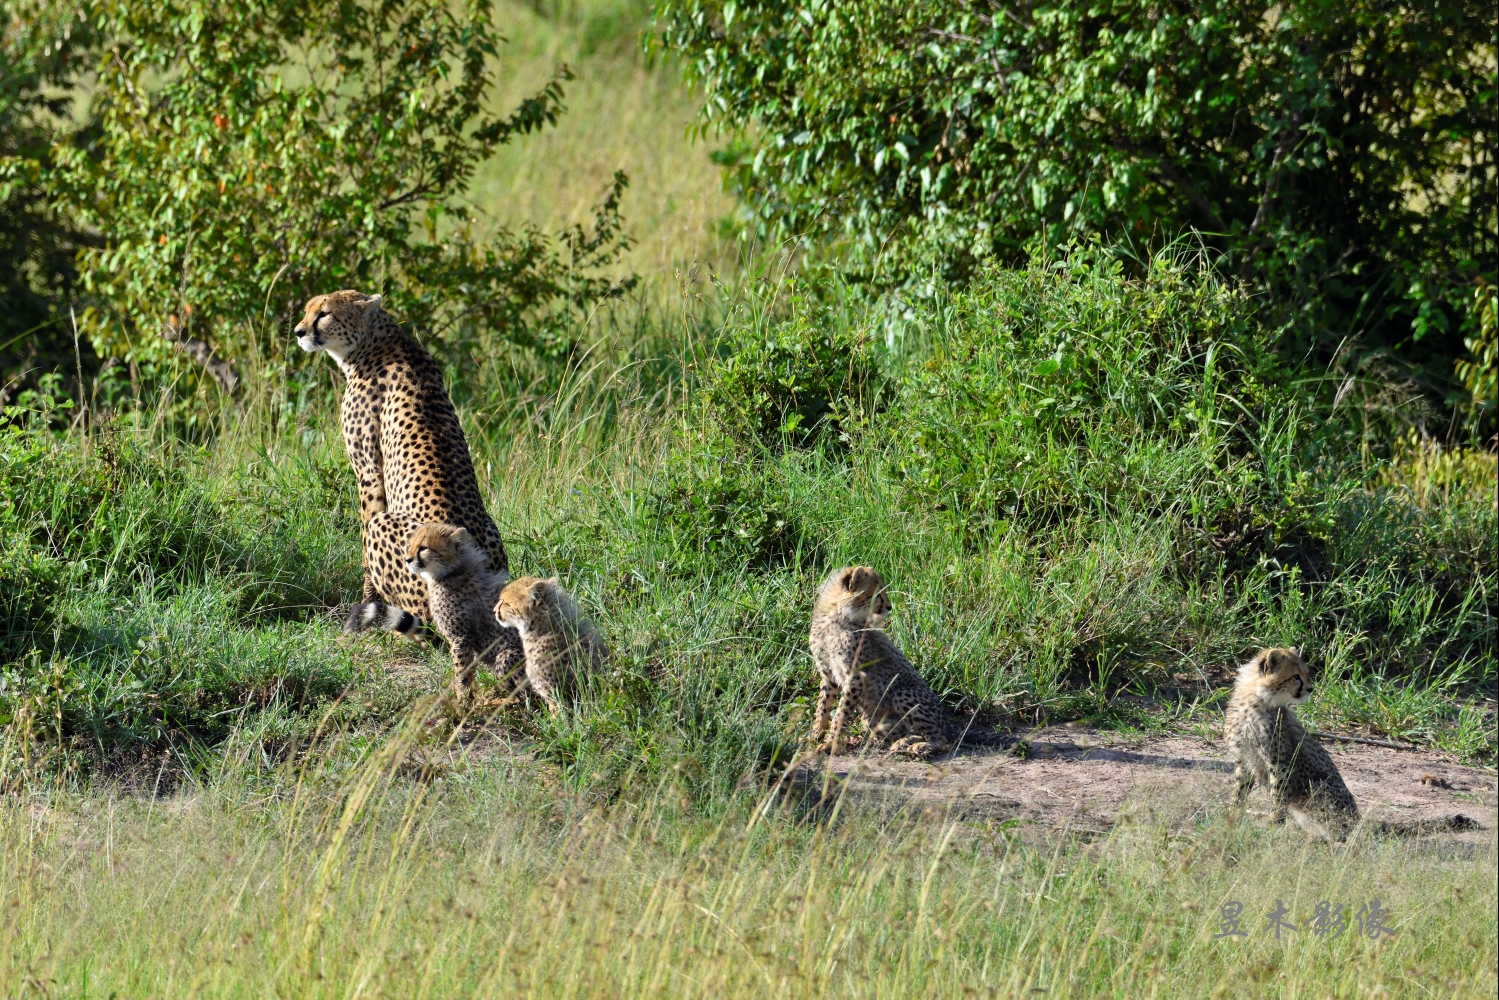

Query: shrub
[0,0,97,389]
[697,289,880,449]
[890,245,1299,538]
[650,444,807,574]
[659,0,1497,382]
[32,0,634,385]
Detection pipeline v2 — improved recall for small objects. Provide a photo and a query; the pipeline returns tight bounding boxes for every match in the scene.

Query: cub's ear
[451,527,472,546]
[1256,650,1274,674]
[364,293,382,310]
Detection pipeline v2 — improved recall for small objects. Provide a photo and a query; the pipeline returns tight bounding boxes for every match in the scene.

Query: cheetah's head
[405,523,487,584]
[1239,647,1312,708]
[817,565,892,628]
[494,576,570,637]
[294,290,384,369]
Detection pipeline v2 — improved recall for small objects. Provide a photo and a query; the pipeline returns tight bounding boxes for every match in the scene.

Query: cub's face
[495,576,554,635]
[1253,647,1311,707]
[822,565,892,627]
[405,523,480,583]
[293,290,382,364]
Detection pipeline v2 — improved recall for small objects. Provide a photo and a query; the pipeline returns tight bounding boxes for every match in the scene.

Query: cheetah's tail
[1368,814,1481,837]
[345,601,423,639]
[948,716,1024,751]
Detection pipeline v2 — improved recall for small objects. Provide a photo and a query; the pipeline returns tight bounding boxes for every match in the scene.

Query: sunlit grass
[470,0,737,283]
[2,743,1493,998]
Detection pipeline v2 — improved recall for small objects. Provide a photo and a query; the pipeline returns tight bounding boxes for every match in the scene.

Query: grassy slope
[3,251,1492,790]
[468,0,738,280]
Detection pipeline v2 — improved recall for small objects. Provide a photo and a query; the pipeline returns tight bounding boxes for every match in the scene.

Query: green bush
[890,246,1299,539]
[0,542,67,662]
[27,0,633,384]
[0,0,96,381]
[659,0,1497,382]
[697,288,880,449]
[649,444,808,573]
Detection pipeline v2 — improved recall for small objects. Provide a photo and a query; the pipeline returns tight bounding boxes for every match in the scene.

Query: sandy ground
[785,724,1498,843]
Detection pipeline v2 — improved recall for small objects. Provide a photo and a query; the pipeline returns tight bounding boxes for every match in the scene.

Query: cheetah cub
[1225,647,1478,841]
[1225,647,1359,840]
[808,566,955,757]
[404,523,519,703]
[494,577,609,714]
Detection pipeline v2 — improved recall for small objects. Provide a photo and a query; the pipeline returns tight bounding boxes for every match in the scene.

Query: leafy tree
[658,0,1497,388]
[34,0,633,387]
[0,1,98,398]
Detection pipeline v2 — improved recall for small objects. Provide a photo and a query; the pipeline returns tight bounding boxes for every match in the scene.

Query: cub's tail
[345,601,423,639]
[1369,814,1481,837]
[948,715,1024,751]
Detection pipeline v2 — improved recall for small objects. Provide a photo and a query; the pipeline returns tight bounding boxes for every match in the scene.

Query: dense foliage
[658,0,1498,390]
[5,0,635,393]
[0,1,96,390]
[696,287,879,449]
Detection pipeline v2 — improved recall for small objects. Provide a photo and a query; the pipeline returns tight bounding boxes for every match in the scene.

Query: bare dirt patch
[791,724,1497,842]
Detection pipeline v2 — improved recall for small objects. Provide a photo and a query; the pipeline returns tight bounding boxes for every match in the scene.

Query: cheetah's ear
[1256,650,1274,674]
[364,293,383,310]
[838,568,856,589]
[451,527,471,546]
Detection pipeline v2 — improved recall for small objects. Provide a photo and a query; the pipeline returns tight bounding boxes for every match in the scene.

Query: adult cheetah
[293,290,523,680]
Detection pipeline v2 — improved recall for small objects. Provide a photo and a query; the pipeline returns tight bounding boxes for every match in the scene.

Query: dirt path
[792,724,1497,842]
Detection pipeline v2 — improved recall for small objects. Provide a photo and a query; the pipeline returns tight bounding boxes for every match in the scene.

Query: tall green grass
[2,246,1492,798]
[2,748,1493,998]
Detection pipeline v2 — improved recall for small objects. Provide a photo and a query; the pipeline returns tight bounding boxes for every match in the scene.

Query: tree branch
[162,315,238,392]
[1152,158,1226,232]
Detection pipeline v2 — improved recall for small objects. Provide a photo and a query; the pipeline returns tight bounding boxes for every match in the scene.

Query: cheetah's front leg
[1232,765,1255,806]
[809,672,838,745]
[824,682,855,755]
[447,638,478,708]
[524,654,564,715]
[484,628,527,694]
[1266,773,1288,824]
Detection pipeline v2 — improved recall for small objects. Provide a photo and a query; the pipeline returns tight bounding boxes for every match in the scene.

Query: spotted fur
[807,567,1005,757]
[494,577,608,714]
[1225,647,1478,840]
[402,522,522,702]
[294,290,508,632]
[1224,647,1359,840]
